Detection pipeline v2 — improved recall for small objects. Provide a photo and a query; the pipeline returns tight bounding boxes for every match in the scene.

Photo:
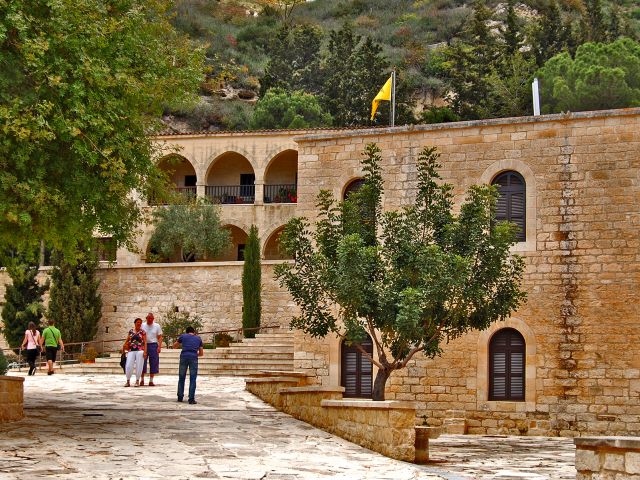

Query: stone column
[254,183,264,206]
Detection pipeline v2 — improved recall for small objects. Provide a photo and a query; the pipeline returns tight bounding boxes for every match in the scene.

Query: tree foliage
[275,144,527,400]
[47,249,102,344]
[149,197,231,262]
[242,225,261,338]
[159,305,204,348]
[0,0,204,257]
[0,261,48,349]
[251,88,332,129]
[536,37,640,113]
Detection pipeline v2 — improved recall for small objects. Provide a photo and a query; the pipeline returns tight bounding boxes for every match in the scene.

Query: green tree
[47,249,102,344]
[275,144,526,400]
[320,24,392,126]
[0,261,48,349]
[530,0,571,67]
[260,24,324,96]
[251,89,332,129]
[535,38,640,113]
[149,197,231,262]
[242,225,261,338]
[0,0,204,257]
[159,306,204,348]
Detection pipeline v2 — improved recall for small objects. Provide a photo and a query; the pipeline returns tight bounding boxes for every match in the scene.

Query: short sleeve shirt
[43,326,61,348]
[128,329,146,351]
[177,334,203,360]
[142,322,162,343]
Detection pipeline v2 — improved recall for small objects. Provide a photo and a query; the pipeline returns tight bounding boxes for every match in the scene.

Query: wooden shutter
[341,336,373,398]
[489,328,525,401]
[492,171,526,242]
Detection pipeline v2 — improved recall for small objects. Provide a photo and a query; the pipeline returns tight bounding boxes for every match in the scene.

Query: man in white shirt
[141,312,163,386]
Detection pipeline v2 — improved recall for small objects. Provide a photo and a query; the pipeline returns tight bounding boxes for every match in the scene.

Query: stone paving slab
[0,373,576,479]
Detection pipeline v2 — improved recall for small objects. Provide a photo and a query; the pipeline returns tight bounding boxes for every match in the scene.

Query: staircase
[62,332,294,376]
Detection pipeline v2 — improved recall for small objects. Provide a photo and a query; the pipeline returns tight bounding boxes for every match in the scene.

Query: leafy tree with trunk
[251,89,332,129]
[242,226,261,338]
[535,38,640,113]
[149,197,231,262]
[0,261,48,349]
[275,144,526,400]
[47,249,102,344]
[0,0,204,258]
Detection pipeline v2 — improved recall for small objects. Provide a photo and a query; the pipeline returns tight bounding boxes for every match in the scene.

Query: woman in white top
[21,322,41,376]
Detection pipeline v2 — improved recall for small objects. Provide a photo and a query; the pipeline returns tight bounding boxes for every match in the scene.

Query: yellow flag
[370,76,392,121]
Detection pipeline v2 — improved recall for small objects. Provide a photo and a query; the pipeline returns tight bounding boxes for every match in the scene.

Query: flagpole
[390,69,396,127]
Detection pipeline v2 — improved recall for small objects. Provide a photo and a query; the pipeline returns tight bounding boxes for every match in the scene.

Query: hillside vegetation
[166,0,640,131]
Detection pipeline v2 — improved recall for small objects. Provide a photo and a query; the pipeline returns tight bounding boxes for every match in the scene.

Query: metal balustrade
[148,186,197,205]
[264,184,297,204]
[205,185,255,204]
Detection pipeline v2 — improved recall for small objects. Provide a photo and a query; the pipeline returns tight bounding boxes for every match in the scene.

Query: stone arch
[205,152,256,204]
[210,224,249,261]
[341,176,366,200]
[263,149,298,204]
[476,317,537,410]
[480,160,537,252]
[157,154,197,195]
[262,225,292,260]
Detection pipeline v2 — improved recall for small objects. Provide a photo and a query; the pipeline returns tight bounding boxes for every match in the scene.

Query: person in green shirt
[40,319,65,375]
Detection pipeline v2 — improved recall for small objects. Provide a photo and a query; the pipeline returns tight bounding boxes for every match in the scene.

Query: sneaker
[188,399,197,405]
[139,380,144,386]
[124,382,130,387]
[47,371,53,376]
[177,398,183,402]
[148,382,155,387]
[134,380,140,387]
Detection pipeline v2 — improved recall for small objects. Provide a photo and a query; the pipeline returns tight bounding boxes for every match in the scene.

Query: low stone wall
[0,376,24,422]
[246,376,417,462]
[575,437,640,479]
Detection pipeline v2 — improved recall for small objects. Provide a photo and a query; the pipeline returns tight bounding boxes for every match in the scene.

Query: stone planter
[0,375,25,422]
[415,426,441,463]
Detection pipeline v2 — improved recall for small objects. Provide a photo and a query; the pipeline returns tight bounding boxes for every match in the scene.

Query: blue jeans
[177,356,198,401]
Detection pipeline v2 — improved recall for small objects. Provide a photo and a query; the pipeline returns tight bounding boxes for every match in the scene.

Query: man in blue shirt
[173,326,204,404]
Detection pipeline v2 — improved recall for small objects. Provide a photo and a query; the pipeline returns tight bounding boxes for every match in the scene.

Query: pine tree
[47,249,102,344]
[0,261,48,349]
[242,226,261,339]
[503,0,521,55]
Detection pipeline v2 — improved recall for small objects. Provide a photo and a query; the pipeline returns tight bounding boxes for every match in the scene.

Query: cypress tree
[47,249,102,344]
[0,261,48,349]
[242,226,261,339]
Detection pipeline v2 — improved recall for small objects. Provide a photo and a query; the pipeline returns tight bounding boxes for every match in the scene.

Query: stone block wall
[246,376,417,462]
[575,437,640,479]
[294,108,640,437]
[0,376,24,422]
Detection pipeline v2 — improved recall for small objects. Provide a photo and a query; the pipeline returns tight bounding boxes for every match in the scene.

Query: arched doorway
[264,150,298,203]
[340,334,373,398]
[210,225,248,261]
[155,155,197,204]
[206,152,255,204]
[263,226,292,260]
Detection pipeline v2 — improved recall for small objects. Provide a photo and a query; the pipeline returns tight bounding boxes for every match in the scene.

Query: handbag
[120,352,127,372]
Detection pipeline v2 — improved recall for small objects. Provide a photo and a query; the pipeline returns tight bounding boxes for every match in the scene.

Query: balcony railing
[148,186,197,205]
[264,184,297,204]
[206,185,255,204]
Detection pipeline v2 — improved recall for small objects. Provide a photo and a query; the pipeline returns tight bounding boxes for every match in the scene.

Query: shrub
[159,306,204,347]
[214,332,234,348]
[0,350,8,375]
[79,346,98,362]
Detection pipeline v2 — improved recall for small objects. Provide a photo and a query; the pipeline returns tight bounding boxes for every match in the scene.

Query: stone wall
[575,437,640,479]
[294,108,640,437]
[246,376,417,462]
[0,376,24,422]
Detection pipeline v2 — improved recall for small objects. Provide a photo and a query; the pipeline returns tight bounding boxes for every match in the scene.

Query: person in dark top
[173,326,204,404]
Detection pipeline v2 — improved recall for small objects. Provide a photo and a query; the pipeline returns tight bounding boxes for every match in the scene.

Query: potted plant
[79,346,98,363]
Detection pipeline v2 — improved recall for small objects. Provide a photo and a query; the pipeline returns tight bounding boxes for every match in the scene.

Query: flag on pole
[370,76,393,121]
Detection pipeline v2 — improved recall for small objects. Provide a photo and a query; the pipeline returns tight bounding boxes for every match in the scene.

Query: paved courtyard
[0,373,576,479]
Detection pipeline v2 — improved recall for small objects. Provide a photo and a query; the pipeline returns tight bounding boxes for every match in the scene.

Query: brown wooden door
[341,335,373,398]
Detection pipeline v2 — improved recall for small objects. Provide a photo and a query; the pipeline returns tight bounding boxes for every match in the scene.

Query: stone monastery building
[4,107,640,437]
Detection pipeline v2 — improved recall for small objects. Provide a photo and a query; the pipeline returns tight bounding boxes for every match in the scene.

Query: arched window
[489,328,525,401]
[341,335,373,398]
[492,171,526,242]
[343,178,365,200]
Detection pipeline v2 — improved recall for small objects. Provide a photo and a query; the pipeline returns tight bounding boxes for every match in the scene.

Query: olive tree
[275,144,526,400]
